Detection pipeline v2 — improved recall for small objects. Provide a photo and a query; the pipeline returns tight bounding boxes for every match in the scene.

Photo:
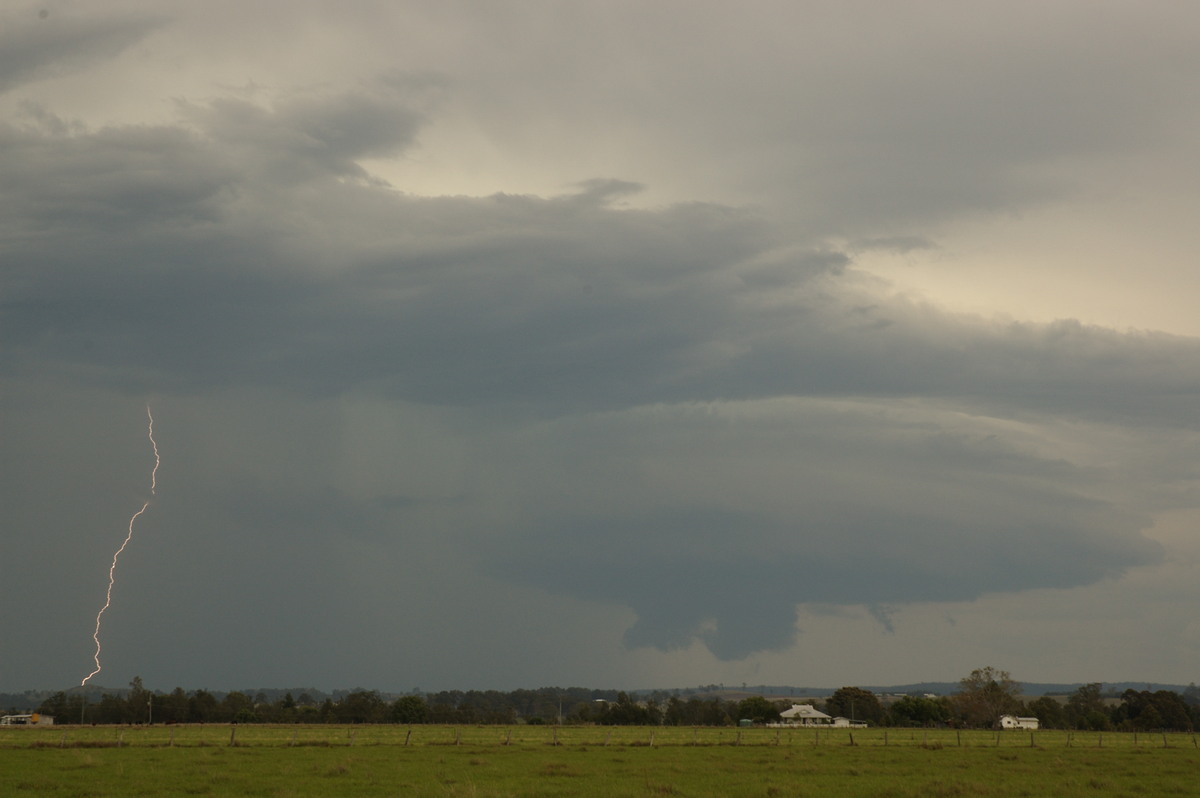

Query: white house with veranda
[776,704,834,726]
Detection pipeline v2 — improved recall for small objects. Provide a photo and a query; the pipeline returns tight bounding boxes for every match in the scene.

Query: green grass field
[2,725,1197,797]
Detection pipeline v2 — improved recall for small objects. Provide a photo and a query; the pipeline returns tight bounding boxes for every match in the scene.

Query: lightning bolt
[82,405,159,687]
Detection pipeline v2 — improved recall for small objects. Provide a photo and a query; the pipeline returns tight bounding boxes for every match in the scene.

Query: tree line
[32,669,1200,730]
[883,668,1200,732]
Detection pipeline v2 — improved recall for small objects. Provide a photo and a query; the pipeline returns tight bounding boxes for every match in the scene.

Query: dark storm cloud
[6,102,1200,424]
[483,401,1163,658]
[4,80,1199,666]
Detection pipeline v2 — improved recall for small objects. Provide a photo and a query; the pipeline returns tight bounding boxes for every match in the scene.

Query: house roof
[780,704,831,720]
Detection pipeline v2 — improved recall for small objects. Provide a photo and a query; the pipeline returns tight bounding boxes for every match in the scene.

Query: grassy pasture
[2,725,1197,797]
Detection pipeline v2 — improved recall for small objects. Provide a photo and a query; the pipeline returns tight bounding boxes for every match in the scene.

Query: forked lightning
[82,405,159,687]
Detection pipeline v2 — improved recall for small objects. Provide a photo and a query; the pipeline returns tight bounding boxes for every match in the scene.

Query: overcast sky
[4,1,1200,695]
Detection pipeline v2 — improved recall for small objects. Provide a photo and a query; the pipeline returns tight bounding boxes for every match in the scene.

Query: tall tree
[736,695,781,724]
[825,687,883,725]
[886,695,949,727]
[1065,683,1110,730]
[1025,697,1066,729]
[953,667,1022,728]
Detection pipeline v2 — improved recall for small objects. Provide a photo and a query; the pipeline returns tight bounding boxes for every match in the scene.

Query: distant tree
[39,691,90,723]
[825,687,883,725]
[952,667,1022,728]
[336,690,387,724]
[221,691,255,723]
[885,695,949,727]
[157,688,190,724]
[1025,697,1066,729]
[1064,683,1107,729]
[1114,689,1193,732]
[126,677,151,724]
[392,695,430,724]
[736,696,780,724]
[188,690,218,722]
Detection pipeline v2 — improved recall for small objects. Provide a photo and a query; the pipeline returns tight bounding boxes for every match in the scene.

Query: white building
[776,704,833,726]
[0,713,54,726]
[997,715,1039,730]
[831,716,869,728]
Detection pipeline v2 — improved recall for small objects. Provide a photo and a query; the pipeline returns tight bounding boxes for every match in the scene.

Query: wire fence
[2,724,1198,750]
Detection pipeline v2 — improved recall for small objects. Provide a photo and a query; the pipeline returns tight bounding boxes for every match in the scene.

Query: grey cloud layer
[4,84,1194,664]
[7,95,1200,421]
[0,6,162,94]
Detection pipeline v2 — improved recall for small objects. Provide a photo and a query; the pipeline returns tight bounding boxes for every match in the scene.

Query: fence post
[228,726,236,747]
[404,729,412,746]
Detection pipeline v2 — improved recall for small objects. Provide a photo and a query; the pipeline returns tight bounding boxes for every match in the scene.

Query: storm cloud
[3,1,1200,692]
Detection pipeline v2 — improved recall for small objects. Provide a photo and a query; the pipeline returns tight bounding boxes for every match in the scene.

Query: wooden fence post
[404,729,412,746]
[228,726,236,747]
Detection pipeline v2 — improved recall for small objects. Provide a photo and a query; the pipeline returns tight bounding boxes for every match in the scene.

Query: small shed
[831,716,869,728]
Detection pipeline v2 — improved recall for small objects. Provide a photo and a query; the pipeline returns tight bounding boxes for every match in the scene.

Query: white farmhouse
[996,715,1039,730]
[777,704,833,726]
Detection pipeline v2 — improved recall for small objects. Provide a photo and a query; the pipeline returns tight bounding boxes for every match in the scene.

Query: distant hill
[636,681,1197,699]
